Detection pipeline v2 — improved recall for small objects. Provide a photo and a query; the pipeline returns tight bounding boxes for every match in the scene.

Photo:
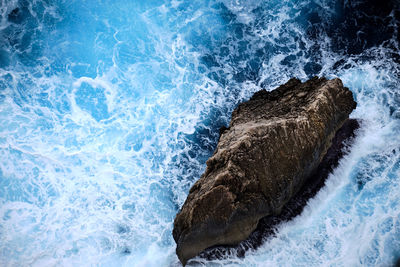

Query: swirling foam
[0,0,399,266]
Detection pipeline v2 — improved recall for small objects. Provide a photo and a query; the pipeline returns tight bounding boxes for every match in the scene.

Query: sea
[0,0,399,266]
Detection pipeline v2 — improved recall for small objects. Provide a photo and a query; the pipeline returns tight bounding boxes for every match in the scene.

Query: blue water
[0,0,399,266]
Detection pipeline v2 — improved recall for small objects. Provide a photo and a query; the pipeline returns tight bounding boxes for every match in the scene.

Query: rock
[199,118,360,261]
[173,77,357,265]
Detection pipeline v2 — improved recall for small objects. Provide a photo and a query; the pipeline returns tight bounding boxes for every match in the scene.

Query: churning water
[0,0,399,266]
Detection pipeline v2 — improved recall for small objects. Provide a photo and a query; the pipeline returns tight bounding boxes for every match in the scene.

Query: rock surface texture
[173,77,357,265]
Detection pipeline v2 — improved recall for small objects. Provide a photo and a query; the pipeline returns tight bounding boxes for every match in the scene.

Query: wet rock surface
[198,118,359,261]
[173,77,357,265]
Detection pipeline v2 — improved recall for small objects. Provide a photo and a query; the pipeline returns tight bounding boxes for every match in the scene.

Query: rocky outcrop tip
[173,77,357,265]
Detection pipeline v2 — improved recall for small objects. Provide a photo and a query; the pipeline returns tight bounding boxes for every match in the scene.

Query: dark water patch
[1,1,50,68]
[116,224,130,235]
[121,247,131,255]
[187,0,400,96]
[7,5,31,25]
[0,49,10,68]
[307,0,400,56]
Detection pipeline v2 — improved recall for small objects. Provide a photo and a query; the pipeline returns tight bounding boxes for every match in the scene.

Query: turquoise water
[0,0,399,266]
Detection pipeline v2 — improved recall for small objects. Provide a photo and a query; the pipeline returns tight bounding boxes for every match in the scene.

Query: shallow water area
[0,0,399,266]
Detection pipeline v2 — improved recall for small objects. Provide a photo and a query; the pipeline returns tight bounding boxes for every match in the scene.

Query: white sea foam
[0,0,399,266]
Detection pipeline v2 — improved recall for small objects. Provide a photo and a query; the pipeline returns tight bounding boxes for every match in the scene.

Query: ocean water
[0,0,399,266]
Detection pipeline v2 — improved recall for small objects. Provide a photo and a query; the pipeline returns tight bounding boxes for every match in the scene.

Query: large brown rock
[173,77,357,265]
